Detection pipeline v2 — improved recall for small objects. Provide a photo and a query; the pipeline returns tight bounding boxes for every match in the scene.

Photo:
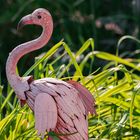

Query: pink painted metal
[6,8,96,140]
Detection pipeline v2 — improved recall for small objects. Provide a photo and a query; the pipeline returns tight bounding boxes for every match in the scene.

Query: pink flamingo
[6,8,96,140]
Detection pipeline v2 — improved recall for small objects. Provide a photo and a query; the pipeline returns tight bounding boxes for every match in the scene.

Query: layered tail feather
[67,80,96,115]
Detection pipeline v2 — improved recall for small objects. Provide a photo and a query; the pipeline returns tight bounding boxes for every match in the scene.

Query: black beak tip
[17,20,24,31]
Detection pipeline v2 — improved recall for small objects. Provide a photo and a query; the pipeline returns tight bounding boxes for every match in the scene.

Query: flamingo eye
[37,15,42,19]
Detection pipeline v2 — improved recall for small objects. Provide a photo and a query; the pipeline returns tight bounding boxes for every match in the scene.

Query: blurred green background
[1,0,140,82]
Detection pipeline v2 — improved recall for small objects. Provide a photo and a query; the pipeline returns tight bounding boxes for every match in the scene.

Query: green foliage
[0,37,140,139]
[0,0,139,77]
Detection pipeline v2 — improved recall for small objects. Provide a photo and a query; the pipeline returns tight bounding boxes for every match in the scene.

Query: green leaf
[94,51,140,71]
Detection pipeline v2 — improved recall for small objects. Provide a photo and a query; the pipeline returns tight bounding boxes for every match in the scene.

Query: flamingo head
[17,8,53,30]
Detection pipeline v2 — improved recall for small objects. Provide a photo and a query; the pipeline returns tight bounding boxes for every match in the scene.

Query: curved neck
[6,20,53,88]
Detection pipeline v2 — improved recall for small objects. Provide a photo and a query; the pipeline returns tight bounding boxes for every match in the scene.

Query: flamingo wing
[34,93,57,136]
[67,80,96,115]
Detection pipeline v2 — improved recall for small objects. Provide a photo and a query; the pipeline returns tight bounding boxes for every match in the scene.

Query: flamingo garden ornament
[6,8,96,140]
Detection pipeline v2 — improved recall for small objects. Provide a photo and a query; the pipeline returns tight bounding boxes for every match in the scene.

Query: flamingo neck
[6,21,53,100]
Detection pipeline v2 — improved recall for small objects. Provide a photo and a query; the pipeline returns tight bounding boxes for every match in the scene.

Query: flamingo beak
[17,14,33,31]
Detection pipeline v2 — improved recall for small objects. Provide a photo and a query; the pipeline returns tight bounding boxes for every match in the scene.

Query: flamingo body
[26,78,91,139]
